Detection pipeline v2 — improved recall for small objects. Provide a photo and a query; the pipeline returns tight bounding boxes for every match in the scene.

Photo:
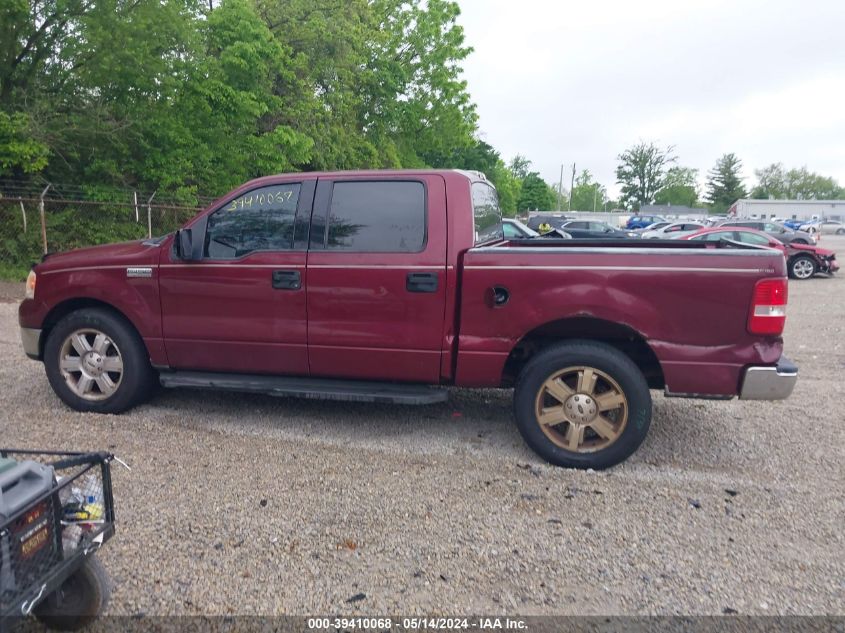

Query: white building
[729,199,845,221]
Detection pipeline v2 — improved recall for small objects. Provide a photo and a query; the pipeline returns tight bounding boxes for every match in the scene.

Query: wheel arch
[502,316,665,389]
[39,298,147,359]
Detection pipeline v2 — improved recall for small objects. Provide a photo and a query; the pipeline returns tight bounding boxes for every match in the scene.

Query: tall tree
[705,153,747,213]
[615,142,675,210]
[654,166,700,207]
[518,172,555,211]
[508,155,532,180]
[751,163,844,200]
[569,169,607,211]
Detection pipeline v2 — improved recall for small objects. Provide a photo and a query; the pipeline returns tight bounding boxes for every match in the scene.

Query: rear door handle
[272,269,301,290]
[406,272,438,293]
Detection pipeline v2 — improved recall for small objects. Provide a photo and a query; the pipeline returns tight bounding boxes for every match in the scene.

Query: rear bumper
[20,327,42,360]
[739,356,798,400]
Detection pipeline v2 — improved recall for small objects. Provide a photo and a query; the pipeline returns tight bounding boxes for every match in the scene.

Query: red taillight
[748,278,787,335]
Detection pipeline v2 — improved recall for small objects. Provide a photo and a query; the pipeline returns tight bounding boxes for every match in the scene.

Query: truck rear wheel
[33,555,110,631]
[43,308,155,413]
[513,340,652,469]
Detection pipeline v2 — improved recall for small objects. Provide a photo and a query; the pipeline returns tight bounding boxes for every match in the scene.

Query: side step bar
[159,371,449,405]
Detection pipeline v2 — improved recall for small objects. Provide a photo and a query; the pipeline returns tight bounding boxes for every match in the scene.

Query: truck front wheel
[43,308,155,413]
[513,340,652,469]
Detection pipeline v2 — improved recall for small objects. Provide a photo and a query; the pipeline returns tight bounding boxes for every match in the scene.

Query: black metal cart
[0,450,116,632]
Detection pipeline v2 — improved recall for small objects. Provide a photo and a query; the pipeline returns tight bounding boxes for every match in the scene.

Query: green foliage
[616,142,675,209]
[654,166,700,207]
[518,172,556,211]
[1,0,479,202]
[615,142,676,210]
[570,169,607,211]
[705,153,746,213]
[0,111,48,175]
[751,164,844,200]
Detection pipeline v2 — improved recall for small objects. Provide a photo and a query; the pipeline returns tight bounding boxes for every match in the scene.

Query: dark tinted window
[205,184,300,258]
[565,221,589,230]
[325,181,425,252]
[472,182,503,244]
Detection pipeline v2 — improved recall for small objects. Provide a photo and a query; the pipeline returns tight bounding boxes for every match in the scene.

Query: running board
[159,371,449,405]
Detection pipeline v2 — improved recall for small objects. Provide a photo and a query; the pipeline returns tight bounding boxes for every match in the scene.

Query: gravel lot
[1,239,843,616]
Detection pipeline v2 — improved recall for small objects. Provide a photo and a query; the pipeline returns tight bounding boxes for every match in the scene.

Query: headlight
[25,270,36,299]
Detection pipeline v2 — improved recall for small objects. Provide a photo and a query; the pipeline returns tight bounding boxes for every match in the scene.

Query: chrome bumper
[20,327,42,360]
[740,356,798,400]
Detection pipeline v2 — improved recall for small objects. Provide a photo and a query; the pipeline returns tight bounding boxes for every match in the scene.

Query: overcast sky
[456,0,845,198]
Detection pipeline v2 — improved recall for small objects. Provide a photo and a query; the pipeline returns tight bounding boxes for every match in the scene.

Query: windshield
[472,181,504,244]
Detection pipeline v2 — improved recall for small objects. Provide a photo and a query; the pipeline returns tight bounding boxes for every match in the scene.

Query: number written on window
[205,184,300,258]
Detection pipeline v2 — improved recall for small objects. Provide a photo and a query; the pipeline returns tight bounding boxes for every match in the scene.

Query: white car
[801,220,845,236]
[641,221,705,239]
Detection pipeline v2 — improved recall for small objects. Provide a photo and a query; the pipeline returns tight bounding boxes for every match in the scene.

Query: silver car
[800,220,845,236]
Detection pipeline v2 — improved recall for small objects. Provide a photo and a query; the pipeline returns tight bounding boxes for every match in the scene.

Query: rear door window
[325,181,426,252]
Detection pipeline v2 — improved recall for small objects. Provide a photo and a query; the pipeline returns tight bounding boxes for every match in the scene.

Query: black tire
[43,308,155,413]
[836,228,845,235]
[788,255,817,280]
[513,340,652,469]
[33,555,110,631]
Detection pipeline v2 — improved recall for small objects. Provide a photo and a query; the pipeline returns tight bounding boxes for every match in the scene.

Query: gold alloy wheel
[534,366,628,453]
[58,329,124,401]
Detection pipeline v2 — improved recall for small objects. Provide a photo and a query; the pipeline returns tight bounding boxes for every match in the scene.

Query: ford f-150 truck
[19,170,798,469]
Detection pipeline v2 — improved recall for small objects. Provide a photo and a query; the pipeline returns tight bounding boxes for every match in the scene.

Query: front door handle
[406,272,438,293]
[272,269,301,290]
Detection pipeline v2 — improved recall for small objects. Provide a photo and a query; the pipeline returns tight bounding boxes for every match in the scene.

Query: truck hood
[36,238,165,273]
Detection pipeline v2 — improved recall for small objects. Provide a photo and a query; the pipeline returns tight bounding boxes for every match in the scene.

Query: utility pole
[567,163,575,212]
[557,164,564,212]
[593,187,598,212]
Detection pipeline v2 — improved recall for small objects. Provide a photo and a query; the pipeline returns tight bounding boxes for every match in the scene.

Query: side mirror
[176,228,200,261]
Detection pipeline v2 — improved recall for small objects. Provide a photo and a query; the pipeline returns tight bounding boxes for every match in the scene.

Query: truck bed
[455,239,786,396]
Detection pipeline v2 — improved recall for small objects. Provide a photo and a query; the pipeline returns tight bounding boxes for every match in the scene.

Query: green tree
[569,169,607,211]
[705,153,747,213]
[518,172,555,211]
[0,111,48,175]
[615,142,676,209]
[751,164,844,200]
[509,155,532,180]
[654,166,700,207]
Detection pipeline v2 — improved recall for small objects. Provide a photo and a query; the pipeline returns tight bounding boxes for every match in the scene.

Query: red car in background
[682,227,839,280]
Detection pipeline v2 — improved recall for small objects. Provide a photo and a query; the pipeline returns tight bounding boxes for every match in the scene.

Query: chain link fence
[0,196,201,280]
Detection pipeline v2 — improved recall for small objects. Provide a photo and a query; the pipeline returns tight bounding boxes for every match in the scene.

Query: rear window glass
[326,181,426,252]
[472,182,503,244]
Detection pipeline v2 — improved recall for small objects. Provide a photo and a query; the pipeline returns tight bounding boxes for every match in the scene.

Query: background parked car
[560,220,638,239]
[631,221,671,233]
[801,220,845,235]
[720,220,817,245]
[625,214,666,230]
[641,221,705,239]
[526,213,571,232]
[502,218,571,239]
[682,227,838,280]
[782,218,810,230]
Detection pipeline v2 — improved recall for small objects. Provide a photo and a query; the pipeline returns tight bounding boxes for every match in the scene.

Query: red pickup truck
[19,170,797,469]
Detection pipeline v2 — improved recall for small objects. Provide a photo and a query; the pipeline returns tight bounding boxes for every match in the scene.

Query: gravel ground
[1,239,843,616]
